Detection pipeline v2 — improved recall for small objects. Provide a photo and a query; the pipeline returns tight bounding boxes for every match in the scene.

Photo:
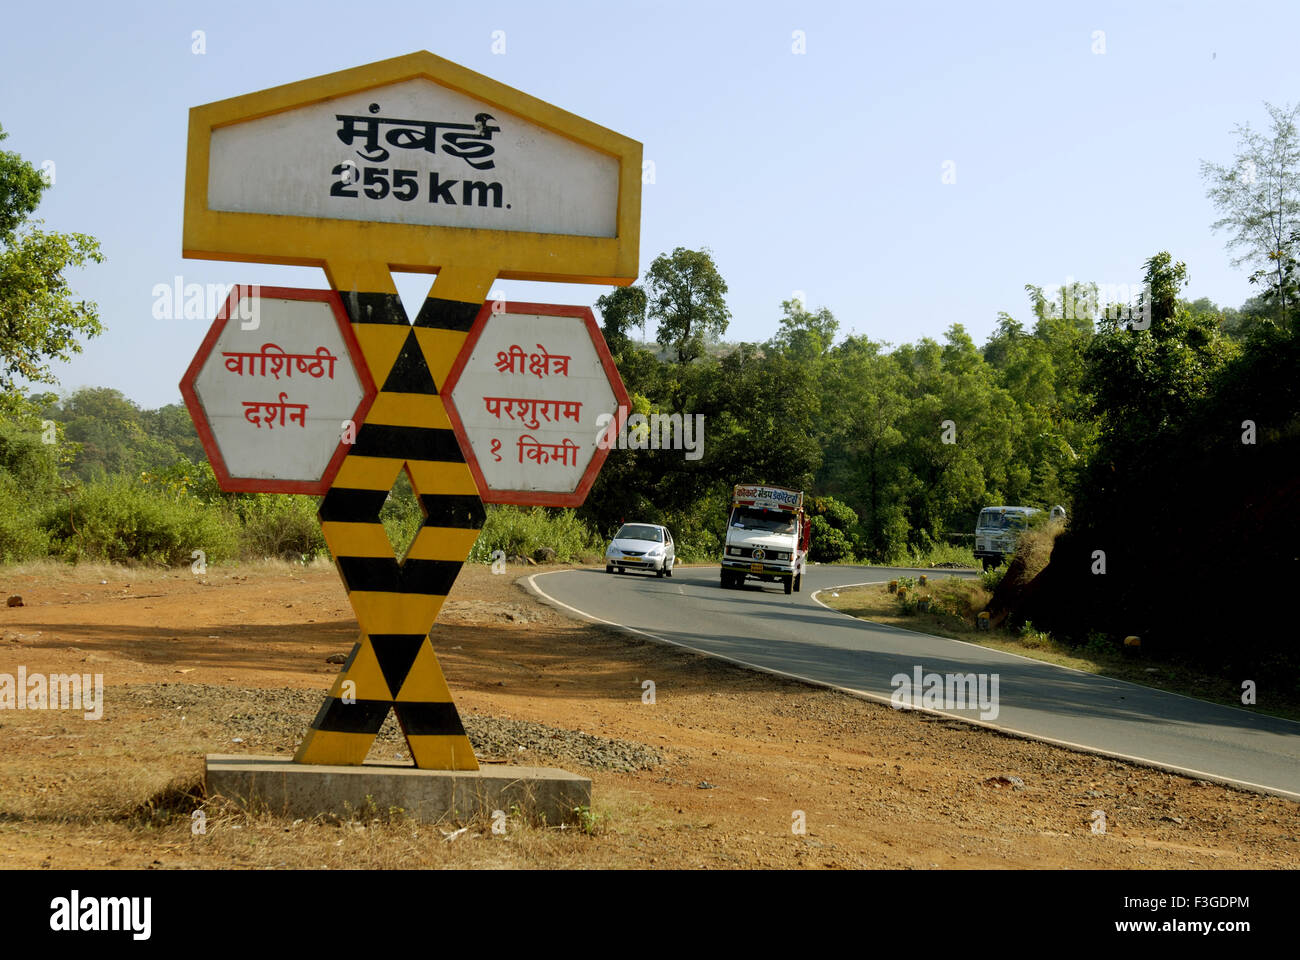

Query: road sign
[441,302,629,507]
[184,51,641,287]
[180,286,376,495]
[182,52,642,772]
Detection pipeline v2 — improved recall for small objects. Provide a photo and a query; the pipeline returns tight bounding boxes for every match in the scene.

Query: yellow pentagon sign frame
[184,49,641,285]
[183,51,642,770]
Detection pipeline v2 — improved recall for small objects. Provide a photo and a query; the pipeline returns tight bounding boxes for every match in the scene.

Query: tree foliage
[645,247,732,364]
[0,123,104,396]
[594,284,647,355]
[1201,102,1300,329]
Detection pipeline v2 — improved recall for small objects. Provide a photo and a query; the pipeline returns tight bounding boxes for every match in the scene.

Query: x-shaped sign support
[295,263,495,770]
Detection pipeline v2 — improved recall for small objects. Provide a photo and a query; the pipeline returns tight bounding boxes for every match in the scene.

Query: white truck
[719,484,810,594]
[973,505,1041,570]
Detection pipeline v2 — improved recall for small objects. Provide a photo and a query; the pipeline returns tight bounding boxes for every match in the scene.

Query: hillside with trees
[1,106,1297,678]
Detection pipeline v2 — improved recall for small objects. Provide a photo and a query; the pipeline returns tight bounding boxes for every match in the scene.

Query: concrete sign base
[205,754,591,825]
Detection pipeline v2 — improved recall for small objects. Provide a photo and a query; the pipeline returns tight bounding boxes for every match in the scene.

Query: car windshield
[615,524,662,542]
[730,507,795,534]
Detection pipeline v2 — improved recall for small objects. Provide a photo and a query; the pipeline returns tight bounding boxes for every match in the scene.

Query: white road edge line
[522,568,1300,803]
[812,581,1300,720]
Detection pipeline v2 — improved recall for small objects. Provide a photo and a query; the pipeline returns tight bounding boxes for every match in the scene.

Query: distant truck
[720,484,810,594]
[973,505,1041,570]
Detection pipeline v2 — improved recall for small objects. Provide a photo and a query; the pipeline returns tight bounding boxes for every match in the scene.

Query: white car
[605,523,676,578]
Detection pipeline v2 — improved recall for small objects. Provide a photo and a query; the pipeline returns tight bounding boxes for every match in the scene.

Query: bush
[980,565,1006,591]
[40,477,238,565]
[1010,519,1063,580]
[809,514,854,562]
[235,494,327,560]
[892,540,978,568]
[670,525,721,563]
[809,495,858,530]
[467,506,601,563]
[657,509,720,563]
[0,417,63,497]
[0,475,49,562]
[1079,630,1115,659]
[1019,620,1053,649]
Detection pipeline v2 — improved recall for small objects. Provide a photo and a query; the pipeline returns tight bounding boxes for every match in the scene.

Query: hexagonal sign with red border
[180,285,376,494]
[442,301,629,506]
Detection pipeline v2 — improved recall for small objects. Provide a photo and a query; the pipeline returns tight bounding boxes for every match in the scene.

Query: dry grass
[830,575,992,638]
[822,581,1300,723]
[1,556,335,585]
[1014,519,1065,581]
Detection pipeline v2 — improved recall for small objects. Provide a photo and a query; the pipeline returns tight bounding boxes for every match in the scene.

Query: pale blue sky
[1,0,1294,409]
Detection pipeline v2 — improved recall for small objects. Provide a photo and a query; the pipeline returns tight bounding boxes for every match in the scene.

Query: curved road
[526,563,1300,800]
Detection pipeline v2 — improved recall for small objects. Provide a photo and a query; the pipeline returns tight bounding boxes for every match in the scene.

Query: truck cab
[720,484,810,594]
[974,505,1040,571]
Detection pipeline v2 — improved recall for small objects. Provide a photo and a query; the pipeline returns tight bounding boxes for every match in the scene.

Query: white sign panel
[444,304,625,504]
[187,290,369,489]
[208,78,619,238]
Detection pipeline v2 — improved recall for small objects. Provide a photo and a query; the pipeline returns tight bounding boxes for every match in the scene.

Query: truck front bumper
[721,558,795,581]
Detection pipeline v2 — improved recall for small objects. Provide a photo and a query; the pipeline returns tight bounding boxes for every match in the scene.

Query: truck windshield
[978,510,1030,530]
[615,524,662,542]
[730,507,795,534]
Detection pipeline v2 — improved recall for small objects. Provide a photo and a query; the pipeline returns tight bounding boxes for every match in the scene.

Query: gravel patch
[116,683,662,772]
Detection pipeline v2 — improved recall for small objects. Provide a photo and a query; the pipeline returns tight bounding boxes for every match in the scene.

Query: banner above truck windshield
[732,484,803,511]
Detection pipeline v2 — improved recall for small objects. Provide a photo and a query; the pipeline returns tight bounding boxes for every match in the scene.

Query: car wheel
[656,564,666,578]
[981,557,992,571]
[666,561,673,578]
[606,565,614,574]
[784,577,794,595]
[794,573,802,593]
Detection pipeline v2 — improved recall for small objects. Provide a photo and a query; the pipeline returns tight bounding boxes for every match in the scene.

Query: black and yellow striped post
[182,52,642,771]
[295,263,496,770]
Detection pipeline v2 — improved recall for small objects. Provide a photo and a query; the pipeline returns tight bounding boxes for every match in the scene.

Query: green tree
[140,402,206,463]
[594,284,648,355]
[45,387,192,480]
[769,297,838,361]
[1246,229,1300,334]
[708,342,821,490]
[0,124,104,400]
[645,247,731,364]
[1078,252,1235,516]
[816,335,911,559]
[1201,102,1300,329]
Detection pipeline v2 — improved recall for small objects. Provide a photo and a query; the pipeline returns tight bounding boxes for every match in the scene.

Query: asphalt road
[526,563,1300,800]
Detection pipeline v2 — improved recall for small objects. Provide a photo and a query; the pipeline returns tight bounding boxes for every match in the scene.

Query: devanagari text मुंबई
[335,105,501,169]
